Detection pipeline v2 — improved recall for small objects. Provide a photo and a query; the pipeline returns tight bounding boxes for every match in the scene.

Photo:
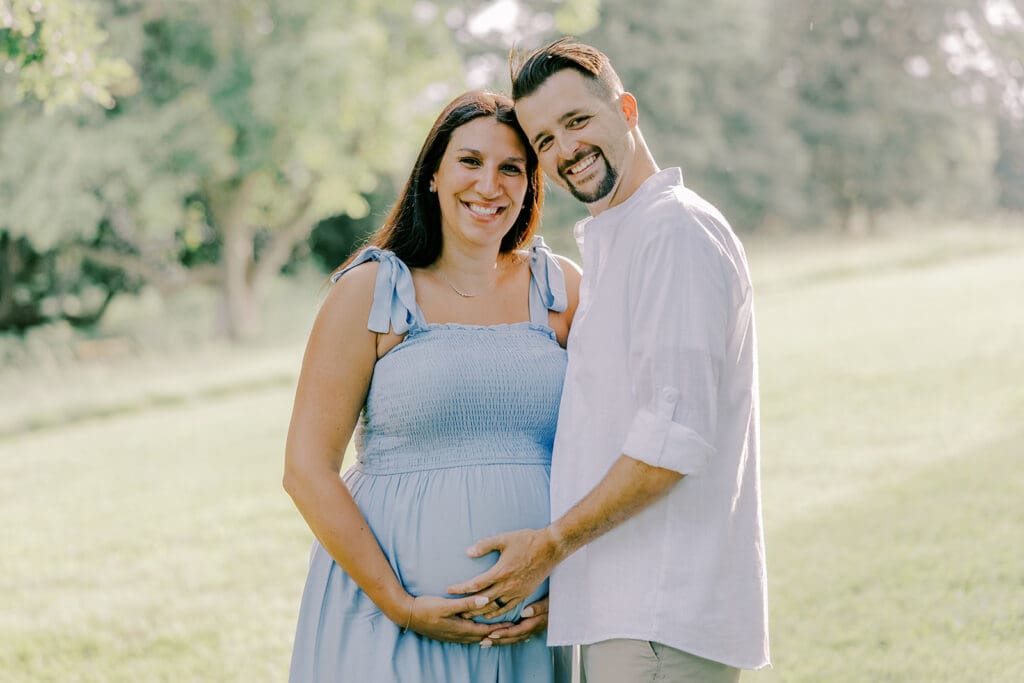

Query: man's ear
[619,93,639,127]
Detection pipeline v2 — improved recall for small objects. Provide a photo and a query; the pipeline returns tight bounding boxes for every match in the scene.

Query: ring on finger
[494,597,507,608]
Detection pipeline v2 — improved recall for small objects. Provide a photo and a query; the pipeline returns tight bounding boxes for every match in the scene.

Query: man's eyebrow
[530,110,586,147]
[558,109,585,125]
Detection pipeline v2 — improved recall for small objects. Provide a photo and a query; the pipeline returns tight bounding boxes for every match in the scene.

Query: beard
[558,147,619,204]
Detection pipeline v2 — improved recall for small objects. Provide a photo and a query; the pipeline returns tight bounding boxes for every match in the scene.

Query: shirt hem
[546,630,770,671]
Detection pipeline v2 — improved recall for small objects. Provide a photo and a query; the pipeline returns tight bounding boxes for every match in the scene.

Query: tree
[580,0,810,231]
[772,0,1020,231]
[2,0,466,340]
[938,1,1024,213]
[0,1,139,333]
[0,0,135,110]
[2,0,609,338]
[578,0,1021,232]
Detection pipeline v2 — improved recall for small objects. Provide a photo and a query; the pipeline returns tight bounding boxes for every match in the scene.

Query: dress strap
[331,247,426,334]
[527,235,568,326]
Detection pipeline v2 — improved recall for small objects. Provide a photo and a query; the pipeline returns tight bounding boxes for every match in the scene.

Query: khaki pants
[580,639,740,683]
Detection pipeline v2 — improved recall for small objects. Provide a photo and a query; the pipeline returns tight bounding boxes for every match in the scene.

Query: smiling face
[514,69,635,209]
[432,117,530,251]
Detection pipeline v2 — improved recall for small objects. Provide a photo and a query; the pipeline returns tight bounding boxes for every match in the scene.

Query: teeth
[467,203,500,216]
[568,154,598,176]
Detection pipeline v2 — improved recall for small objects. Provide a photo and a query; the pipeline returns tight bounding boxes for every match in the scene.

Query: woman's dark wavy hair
[339,91,543,271]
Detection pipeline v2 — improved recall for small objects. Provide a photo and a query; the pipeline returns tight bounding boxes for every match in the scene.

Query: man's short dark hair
[510,37,624,103]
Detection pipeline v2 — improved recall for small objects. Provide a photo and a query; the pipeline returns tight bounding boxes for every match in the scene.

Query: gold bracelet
[401,597,414,633]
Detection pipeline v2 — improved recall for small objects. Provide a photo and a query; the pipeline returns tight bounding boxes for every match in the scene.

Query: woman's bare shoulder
[316,260,381,332]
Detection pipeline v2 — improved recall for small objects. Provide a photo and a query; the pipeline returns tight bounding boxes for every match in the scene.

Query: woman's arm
[283,263,494,642]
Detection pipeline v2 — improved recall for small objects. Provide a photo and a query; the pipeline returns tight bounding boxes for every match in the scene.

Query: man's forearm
[549,455,682,560]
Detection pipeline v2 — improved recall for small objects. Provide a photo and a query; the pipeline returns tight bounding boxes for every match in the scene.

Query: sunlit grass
[753,432,1023,682]
[2,224,1022,681]
[746,224,1024,681]
[0,390,310,682]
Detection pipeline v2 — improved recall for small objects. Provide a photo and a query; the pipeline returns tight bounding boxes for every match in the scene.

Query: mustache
[558,147,601,178]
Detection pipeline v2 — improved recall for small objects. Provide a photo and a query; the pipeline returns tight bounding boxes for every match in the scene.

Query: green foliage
[555,0,601,35]
[0,95,232,247]
[1,0,468,339]
[772,0,1006,228]
[2,0,1022,338]
[583,0,809,229]
[0,226,142,334]
[308,179,399,272]
[0,0,136,110]
[582,0,1023,231]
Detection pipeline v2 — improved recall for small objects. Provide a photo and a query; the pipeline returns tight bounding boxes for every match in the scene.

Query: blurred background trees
[2,0,1022,341]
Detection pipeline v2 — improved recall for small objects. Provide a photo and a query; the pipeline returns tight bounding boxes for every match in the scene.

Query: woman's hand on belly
[406,594,498,644]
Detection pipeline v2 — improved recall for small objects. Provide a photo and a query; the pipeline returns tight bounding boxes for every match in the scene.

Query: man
[449,38,769,681]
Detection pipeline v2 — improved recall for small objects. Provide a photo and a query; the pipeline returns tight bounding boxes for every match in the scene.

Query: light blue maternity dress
[289,238,568,682]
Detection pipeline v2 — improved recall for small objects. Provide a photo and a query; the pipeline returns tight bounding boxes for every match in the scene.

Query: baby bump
[351,464,551,619]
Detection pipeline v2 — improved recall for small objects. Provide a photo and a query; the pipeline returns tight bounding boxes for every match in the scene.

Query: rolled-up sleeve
[620,217,730,475]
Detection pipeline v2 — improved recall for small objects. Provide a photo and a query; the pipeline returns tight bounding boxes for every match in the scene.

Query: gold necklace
[438,270,492,298]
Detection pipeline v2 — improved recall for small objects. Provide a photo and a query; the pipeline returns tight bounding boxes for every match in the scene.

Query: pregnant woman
[283,90,580,682]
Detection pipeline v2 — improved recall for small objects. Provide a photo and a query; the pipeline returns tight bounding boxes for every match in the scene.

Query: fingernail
[521,607,534,618]
[474,596,489,607]
[488,632,502,639]
[467,546,478,556]
[480,640,492,649]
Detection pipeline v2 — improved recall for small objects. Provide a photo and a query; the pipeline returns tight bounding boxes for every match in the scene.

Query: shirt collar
[573,167,685,252]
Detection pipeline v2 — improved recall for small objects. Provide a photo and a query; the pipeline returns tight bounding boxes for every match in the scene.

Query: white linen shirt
[547,168,770,669]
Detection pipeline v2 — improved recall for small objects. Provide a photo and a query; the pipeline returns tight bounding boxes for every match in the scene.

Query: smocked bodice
[331,238,569,475]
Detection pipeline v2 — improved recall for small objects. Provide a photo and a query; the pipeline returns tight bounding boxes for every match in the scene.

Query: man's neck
[586,139,660,217]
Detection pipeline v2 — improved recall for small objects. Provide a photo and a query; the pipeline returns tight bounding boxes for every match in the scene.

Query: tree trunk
[0,233,48,332]
[64,288,118,328]
[217,184,318,343]
[220,220,259,342]
[837,202,853,234]
[206,176,319,343]
[0,232,16,326]
[865,208,878,234]
[206,177,262,343]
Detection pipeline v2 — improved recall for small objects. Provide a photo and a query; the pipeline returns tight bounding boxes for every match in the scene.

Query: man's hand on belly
[446,527,563,620]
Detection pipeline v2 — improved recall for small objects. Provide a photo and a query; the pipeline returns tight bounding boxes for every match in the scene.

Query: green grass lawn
[0,389,308,682]
[2,226,1022,681]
